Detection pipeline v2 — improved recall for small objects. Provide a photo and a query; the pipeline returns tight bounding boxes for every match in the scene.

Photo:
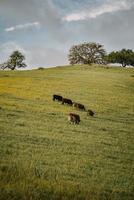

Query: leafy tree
[0,50,27,70]
[107,49,134,67]
[68,42,106,65]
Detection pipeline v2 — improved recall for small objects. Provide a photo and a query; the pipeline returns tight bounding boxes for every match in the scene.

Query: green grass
[0,65,134,200]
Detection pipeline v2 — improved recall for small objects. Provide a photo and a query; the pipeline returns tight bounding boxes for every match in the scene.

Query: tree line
[68,42,134,67]
[0,42,134,70]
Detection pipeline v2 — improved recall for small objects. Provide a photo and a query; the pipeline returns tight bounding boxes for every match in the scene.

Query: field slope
[0,65,134,200]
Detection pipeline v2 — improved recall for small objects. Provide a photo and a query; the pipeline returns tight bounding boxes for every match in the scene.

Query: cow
[73,102,86,111]
[87,109,95,116]
[62,98,73,106]
[53,94,63,102]
[68,113,80,124]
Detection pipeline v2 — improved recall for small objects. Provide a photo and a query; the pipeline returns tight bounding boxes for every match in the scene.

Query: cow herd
[53,94,95,124]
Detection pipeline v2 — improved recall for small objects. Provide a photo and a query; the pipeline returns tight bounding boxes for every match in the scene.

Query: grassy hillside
[0,65,134,200]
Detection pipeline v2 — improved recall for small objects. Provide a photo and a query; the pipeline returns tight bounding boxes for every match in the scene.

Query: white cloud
[63,0,134,22]
[5,21,40,32]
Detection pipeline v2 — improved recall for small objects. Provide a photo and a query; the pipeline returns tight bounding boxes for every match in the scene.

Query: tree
[0,50,27,70]
[68,42,106,65]
[107,49,134,67]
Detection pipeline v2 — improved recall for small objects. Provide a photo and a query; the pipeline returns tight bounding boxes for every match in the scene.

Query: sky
[0,0,134,69]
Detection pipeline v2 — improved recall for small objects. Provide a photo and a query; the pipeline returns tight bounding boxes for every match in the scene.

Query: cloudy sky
[0,0,134,69]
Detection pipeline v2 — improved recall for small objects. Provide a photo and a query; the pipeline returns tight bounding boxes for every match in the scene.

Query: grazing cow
[68,113,80,124]
[87,109,95,116]
[62,98,73,106]
[73,102,86,111]
[53,94,63,102]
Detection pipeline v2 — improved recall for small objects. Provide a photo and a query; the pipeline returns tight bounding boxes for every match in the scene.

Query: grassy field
[0,65,134,200]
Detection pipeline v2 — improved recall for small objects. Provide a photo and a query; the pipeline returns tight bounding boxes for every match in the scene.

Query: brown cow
[87,109,95,116]
[73,102,86,111]
[62,98,73,106]
[68,113,80,124]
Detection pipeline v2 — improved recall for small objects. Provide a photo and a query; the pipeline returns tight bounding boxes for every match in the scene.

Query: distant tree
[68,42,106,65]
[0,50,27,70]
[107,49,134,67]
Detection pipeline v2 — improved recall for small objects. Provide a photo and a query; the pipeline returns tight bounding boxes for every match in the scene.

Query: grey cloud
[0,41,68,68]
[0,0,69,42]
[27,47,68,68]
[0,0,134,68]
[0,0,39,23]
[68,6,134,52]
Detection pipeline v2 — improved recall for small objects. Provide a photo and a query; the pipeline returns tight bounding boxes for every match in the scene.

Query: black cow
[53,94,63,102]
[73,102,86,111]
[62,98,73,106]
[68,113,80,124]
[87,109,95,116]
